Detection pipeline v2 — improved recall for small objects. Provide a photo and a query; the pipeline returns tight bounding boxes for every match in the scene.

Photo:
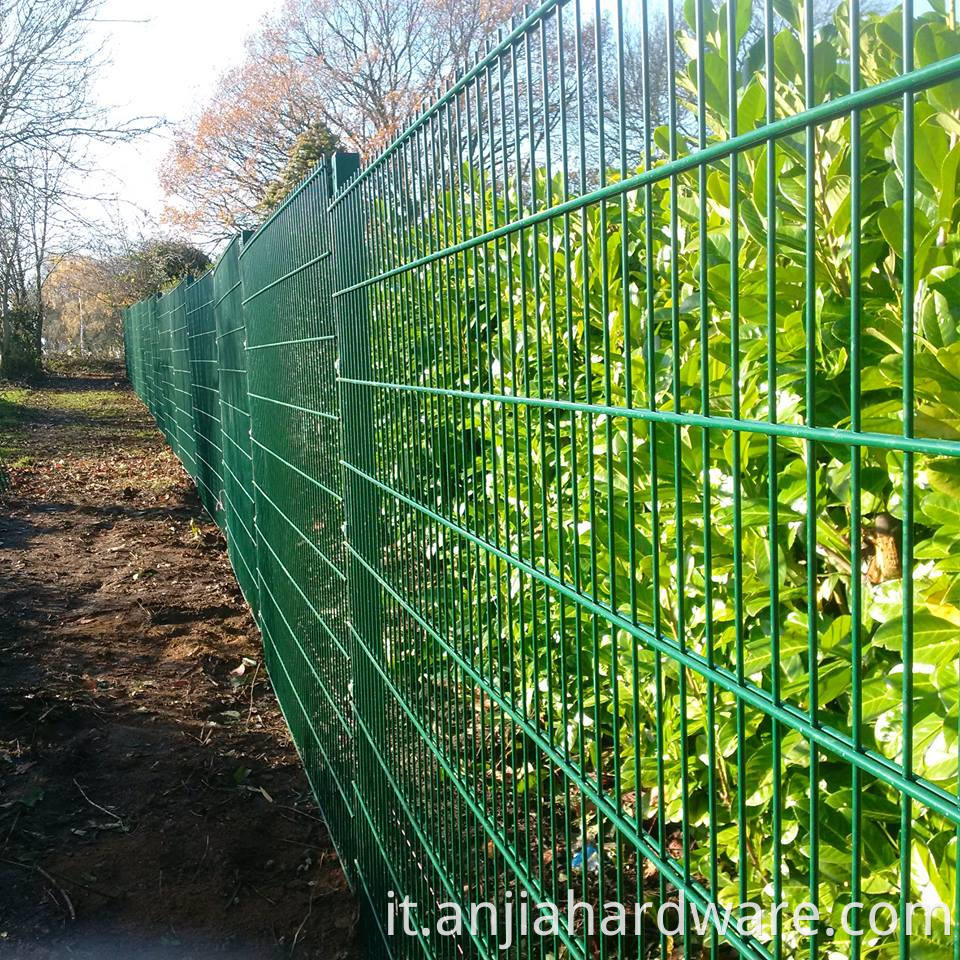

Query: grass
[0,376,150,464]
[0,387,30,460]
[51,389,129,416]
[43,354,125,377]
[0,387,30,427]
[0,373,181,500]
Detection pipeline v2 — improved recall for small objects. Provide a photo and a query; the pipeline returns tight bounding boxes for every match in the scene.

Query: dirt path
[0,371,358,959]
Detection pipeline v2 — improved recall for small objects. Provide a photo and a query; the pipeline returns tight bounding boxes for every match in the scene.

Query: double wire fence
[123,0,960,956]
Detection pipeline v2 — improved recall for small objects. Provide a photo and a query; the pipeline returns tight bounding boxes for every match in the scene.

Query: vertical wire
[470,42,496,922]
[900,1,915,958]
[487,34,513,927]
[453,73,482,906]
[665,0,692,951]
[764,0,783,953]
[693,0,719,952]
[727,0,748,926]
[611,0,630,945]
[410,114,439,912]
[510,24,535,914]
[538,10,562,924]
[435,99,462,908]
[803,0,820,952]
[592,0,613,941]
[522,15,547,906]
[634,0,657,949]
[849,0,863,955]
[403,130,438,922]
[553,7,577,949]
[574,0,592,941]
[446,85,473,919]
[499,32,523,887]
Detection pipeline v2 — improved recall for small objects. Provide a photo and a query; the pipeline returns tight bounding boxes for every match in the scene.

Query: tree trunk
[1,266,13,378]
[32,255,43,364]
[0,264,42,379]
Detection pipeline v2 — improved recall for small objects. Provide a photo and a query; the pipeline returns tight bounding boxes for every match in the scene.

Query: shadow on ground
[0,374,358,960]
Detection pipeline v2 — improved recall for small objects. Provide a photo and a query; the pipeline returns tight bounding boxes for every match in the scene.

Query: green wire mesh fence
[213,234,259,612]
[239,159,358,870]
[186,271,225,526]
[123,1,960,957]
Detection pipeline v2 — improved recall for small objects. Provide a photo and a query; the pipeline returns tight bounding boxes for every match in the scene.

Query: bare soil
[0,371,359,959]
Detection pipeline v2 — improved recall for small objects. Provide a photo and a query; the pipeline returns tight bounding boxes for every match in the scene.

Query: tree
[161,0,525,238]
[120,239,212,299]
[258,122,340,214]
[40,239,212,358]
[0,0,101,155]
[0,146,70,377]
[275,0,523,150]
[160,53,341,239]
[43,256,118,354]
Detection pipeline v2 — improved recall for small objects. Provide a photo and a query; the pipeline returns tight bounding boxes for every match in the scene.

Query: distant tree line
[42,240,212,358]
[0,0,155,378]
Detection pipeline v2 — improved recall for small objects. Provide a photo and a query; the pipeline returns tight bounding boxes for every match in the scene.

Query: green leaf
[913,115,950,194]
[858,675,905,723]
[876,204,903,257]
[926,459,960,498]
[772,0,803,32]
[920,491,960,530]
[717,0,753,47]
[915,23,960,112]
[873,613,959,667]
[936,142,960,222]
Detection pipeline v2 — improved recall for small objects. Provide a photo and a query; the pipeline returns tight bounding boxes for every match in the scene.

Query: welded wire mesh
[238,163,357,869]
[167,281,198,479]
[213,235,259,613]
[153,290,177,452]
[185,272,225,525]
[124,298,152,408]
[122,2,960,957]
[140,298,160,423]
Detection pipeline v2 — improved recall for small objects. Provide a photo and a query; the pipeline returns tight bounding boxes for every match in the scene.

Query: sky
[84,0,277,240]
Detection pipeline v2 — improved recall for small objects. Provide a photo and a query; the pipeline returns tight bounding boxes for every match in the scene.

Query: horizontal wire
[240,250,331,305]
[248,392,339,422]
[338,377,960,456]
[250,435,342,502]
[332,53,960,301]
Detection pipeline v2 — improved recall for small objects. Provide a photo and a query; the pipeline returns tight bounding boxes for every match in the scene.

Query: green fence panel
[131,301,145,405]
[147,298,161,426]
[326,5,960,960]
[154,289,178,454]
[123,302,137,398]
[123,306,133,383]
[134,298,158,424]
[213,234,259,615]
[186,271,225,527]
[238,161,356,870]
[167,280,198,478]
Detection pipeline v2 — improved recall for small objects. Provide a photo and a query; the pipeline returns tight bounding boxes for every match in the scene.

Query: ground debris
[0,372,357,959]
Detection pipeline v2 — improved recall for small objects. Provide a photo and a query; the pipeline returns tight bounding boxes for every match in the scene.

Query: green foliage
[259,121,341,215]
[1,308,43,379]
[379,1,960,951]
[124,239,212,300]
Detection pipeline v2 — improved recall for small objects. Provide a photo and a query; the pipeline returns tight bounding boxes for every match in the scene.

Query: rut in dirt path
[0,372,359,960]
